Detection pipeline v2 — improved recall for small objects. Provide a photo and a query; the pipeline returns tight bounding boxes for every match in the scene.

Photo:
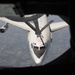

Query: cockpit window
[31,43,38,49]
[34,46,38,50]
[40,46,45,50]
[31,43,45,50]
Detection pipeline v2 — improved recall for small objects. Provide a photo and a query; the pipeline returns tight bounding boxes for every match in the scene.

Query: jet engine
[0,23,9,33]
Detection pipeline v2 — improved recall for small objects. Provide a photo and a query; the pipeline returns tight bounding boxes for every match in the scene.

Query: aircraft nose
[30,43,46,64]
[33,47,45,58]
[34,58,42,64]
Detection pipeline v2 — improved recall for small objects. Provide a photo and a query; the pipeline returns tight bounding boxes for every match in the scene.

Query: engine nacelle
[0,23,9,33]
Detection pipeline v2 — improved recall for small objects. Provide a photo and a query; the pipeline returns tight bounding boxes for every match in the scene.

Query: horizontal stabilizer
[50,21,69,32]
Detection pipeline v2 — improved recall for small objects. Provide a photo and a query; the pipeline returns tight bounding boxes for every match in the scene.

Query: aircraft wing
[47,15,69,32]
[0,17,31,31]
[50,21,69,32]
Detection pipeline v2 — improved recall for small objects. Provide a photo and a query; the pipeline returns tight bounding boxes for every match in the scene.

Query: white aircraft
[0,14,69,64]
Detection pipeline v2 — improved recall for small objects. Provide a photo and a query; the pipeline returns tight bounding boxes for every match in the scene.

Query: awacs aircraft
[0,14,69,64]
